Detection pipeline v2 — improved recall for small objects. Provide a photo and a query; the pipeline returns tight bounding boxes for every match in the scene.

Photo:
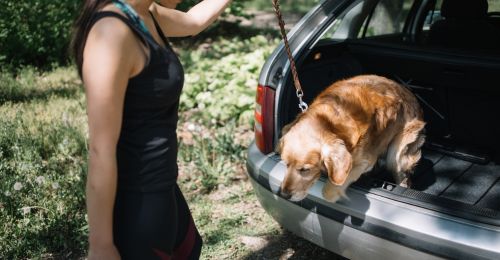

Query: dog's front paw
[322,183,345,203]
[399,177,412,188]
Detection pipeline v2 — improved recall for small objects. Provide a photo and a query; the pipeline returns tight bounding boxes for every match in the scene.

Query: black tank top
[89,11,184,192]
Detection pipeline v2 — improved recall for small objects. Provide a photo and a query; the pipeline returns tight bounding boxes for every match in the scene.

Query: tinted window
[422,0,443,32]
[319,0,416,41]
[488,0,500,12]
[361,0,415,38]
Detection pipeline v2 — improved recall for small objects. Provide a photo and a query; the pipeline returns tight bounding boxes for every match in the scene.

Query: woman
[71,0,231,259]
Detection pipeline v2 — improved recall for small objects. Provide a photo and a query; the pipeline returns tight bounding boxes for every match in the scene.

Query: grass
[0,67,88,258]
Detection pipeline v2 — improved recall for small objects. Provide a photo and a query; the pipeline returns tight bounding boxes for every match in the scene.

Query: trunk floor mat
[373,149,500,212]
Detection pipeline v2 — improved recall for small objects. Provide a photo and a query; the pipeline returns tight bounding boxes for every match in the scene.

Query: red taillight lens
[255,85,275,154]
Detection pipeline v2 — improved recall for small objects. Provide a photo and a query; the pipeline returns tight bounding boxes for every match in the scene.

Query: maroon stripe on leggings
[173,214,196,259]
[153,248,172,260]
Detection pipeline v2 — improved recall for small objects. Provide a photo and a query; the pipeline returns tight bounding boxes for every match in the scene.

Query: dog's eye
[297,167,313,177]
[299,164,313,172]
[298,168,311,173]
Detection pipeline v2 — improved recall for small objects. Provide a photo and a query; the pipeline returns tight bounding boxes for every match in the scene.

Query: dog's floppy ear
[321,141,352,186]
[281,122,294,137]
[276,138,284,154]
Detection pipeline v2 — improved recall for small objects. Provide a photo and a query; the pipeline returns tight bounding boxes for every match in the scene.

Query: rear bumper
[246,141,500,260]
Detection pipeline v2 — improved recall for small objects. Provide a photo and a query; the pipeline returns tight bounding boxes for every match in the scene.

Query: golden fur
[277,75,425,202]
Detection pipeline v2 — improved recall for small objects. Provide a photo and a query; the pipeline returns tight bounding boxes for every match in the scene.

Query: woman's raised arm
[151,0,232,37]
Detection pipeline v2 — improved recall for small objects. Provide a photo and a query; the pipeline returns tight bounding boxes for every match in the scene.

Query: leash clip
[296,89,308,112]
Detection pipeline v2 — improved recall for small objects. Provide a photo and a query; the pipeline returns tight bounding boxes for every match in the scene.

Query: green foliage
[178,0,251,19]
[179,35,279,126]
[0,0,254,70]
[0,67,81,104]
[245,0,321,13]
[0,1,80,69]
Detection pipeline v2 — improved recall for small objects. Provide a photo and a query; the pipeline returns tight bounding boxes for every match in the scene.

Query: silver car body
[247,0,500,259]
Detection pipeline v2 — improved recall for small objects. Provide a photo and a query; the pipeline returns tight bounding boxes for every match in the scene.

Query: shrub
[0,0,251,70]
[179,35,279,126]
[0,1,80,69]
[178,0,251,20]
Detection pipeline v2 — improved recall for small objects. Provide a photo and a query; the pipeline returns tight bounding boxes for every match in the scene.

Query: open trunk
[277,39,500,224]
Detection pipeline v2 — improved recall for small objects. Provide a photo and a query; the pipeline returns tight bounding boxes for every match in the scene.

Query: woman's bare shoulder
[88,4,132,43]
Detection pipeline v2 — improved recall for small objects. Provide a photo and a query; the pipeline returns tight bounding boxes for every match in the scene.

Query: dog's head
[277,123,352,202]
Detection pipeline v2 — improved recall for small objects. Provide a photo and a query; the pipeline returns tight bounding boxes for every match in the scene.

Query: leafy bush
[245,0,321,13]
[178,0,251,20]
[0,0,253,70]
[179,35,279,126]
[0,1,80,69]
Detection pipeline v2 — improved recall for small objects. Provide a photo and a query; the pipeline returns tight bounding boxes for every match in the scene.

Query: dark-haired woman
[72,0,231,259]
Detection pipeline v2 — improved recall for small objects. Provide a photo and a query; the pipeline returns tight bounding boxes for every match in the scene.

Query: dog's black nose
[280,189,292,199]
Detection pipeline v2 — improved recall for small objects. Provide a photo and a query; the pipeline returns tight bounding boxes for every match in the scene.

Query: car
[246,0,500,259]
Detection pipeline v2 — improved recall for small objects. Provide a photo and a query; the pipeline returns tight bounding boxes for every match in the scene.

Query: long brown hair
[71,0,112,78]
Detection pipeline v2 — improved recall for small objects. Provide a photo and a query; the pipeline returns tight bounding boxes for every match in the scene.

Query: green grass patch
[0,68,88,258]
[185,183,281,259]
[0,67,81,105]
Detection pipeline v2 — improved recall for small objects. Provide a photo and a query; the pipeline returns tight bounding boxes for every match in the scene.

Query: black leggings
[113,185,202,259]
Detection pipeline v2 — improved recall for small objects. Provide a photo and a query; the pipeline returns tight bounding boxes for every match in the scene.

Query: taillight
[255,85,275,154]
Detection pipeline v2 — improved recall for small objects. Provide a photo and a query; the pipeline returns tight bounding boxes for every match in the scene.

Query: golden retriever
[277,75,425,202]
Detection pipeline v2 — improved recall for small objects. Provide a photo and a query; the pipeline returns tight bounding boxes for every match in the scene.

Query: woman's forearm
[186,0,232,31]
[154,0,232,36]
[86,149,118,247]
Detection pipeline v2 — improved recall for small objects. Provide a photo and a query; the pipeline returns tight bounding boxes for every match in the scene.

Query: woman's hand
[88,244,121,260]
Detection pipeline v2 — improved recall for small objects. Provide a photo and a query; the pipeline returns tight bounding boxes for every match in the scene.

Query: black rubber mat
[440,163,500,205]
[416,155,472,196]
[476,179,500,211]
[387,149,500,211]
